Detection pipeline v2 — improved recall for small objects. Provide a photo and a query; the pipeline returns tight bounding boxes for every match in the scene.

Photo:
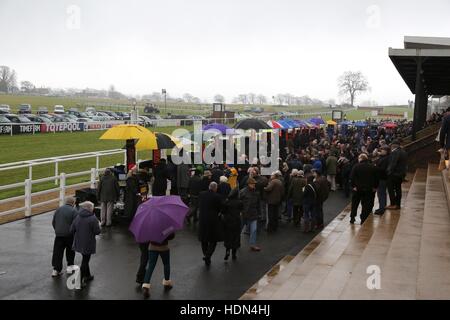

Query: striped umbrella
[136,132,182,151]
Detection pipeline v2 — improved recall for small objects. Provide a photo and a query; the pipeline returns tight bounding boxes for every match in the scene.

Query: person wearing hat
[201,170,213,192]
[264,171,284,233]
[187,168,203,224]
[374,145,391,215]
[386,140,407,210]
[240,177,261,251]
[288,169,307,227]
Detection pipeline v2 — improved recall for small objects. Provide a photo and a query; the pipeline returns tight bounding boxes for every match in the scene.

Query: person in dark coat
[201,170,213,191]
[198,182,225,266]
[177,163,190,202]
[312,169,329,229]
[124,167,140,219]
[217,176,232,200]
[152,159,169,196]
[350,153,379,224]
[439,109,450,160]
[385,140,407,210]
[240,178,261,251]
[97,168,120,227]
[374,146,390,215]
[302,175,316,233]
[70,201,101,287]
[288,169,307,227]
[187,168,203,223]
[51,196,78,277]
[211,165,224,184]
[264,171,284,233]
[222,188,243,261]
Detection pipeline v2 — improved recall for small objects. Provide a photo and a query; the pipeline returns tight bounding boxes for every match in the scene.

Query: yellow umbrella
[326,120,337,125]
[135,132,182,151]
[99,124,156,142]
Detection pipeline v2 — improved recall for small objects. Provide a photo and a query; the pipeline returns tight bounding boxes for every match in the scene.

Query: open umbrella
[129,195,188,243]
[309,118,326,125]
[202,123,231,134]
[355,121,367,128]
[99,124,156,142]
[267,120,283,129]
[327,120,337,125]
[383,122,397,129]
[234,118,271,130]
[136,132,182,151]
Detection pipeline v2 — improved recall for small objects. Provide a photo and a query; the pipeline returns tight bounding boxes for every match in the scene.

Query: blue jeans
[242,219,257,246]
[377,180,387,210]
[303,203,314,222]
[143,250,171,284]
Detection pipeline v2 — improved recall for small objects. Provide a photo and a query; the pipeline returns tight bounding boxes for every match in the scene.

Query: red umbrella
[267,120,283,129]
[383,122,397,129]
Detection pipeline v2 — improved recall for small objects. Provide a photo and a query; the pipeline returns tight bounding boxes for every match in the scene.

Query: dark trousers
[267,204,280,232]
[188,196,199,221]
[292,205,303,225]
[387,176,403,207]
[80,254,91,280]
[136,242,150,283]
[313,202,324,226]
[201,241,217,259]
[377,180,387,210]
[143,250,171,284]
[351,190,375,223]
[51,236,75,272]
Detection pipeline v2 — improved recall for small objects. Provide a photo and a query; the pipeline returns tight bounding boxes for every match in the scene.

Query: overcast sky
[1,0,450,105]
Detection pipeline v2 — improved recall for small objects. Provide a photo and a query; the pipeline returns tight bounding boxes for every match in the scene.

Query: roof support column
[412,57,425,140]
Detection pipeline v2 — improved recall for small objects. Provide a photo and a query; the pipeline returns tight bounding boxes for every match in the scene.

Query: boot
[142,283,150,298]
[162,279,173,290]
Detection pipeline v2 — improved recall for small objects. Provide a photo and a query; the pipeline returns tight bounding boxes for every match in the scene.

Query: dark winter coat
[264,178,284,205]
[240,187,261,221]
[375,154,390,181]
[217,182,231,200]
[97,174,120,203]
[198,190,225,243]
[52,204,78,237]
[350,160,379,192]
[387,148,408,179]
[152,163,169,196]
[288,176,307,206]
[176,163,190,190]
[124,175,140,218]
[439,114,450,149]
[314,176,330,204]
[222,189,243,250]
[188,175,203,196]
[70,208,101,255]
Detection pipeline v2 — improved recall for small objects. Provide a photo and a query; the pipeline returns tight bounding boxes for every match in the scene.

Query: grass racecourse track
[0,126,191,200]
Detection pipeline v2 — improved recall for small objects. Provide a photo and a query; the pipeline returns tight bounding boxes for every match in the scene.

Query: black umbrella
[233,118,271,130]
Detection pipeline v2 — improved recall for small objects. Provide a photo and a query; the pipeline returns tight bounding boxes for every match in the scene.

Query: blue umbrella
[355,121,367,127]
[309,118,326,125]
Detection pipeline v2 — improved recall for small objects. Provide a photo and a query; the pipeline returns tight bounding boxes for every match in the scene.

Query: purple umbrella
[129,196,188,243]
[202,123,231,134]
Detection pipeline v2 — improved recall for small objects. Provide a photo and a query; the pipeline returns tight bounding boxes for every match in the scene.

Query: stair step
[417,165,450,299]
[338,169,424,300]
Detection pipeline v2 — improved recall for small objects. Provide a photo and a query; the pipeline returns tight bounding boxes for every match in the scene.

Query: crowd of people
[51,114,445,297]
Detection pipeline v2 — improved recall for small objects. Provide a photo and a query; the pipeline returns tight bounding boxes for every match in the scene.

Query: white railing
[0,168,103,217]
[0,149,126,185]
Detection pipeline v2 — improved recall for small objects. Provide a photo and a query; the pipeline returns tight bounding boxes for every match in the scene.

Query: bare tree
[247,92,256,104]
[0,66,17,93]
[256,94,267,105]
[236,94,248,104]
[275,94,285,105]
[20,81,35,92]
[214,94,225,103]
[191,97,201,104]
[183,93,194,103]
[338,71,369,107]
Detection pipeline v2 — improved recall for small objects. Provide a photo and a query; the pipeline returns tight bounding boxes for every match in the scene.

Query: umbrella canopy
[309,118,326,125]
[383,122,397,129]
[234,118,271,130]
[99,124,156,142]
[129,195,188,243]
[354,121,368,127]
[202,123,231,134]
[136,132,182,151]
[267,120,283,129]
[327,120,337,125]
[340,120,353,126]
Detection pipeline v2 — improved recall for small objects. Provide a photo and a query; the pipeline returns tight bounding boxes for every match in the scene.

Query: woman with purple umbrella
[129,195,188,298]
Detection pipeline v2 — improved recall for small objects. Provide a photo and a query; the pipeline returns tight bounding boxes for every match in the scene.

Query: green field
[0,126,191,199]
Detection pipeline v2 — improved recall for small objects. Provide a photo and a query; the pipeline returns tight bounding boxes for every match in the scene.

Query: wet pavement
[0,192,349,300]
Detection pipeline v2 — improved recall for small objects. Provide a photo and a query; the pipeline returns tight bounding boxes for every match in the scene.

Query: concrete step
[338,169,424,299]
[416,164,450,299]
